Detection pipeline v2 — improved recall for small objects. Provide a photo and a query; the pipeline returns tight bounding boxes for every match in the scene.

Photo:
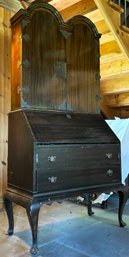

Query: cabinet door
[66,17,100,113]
[35,144,121,193]
[11,3,100,113]
[22,10,67,110]
[11,6,67,111]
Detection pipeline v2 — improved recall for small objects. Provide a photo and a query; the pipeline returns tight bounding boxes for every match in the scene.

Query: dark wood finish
[4,1,129,255]
[8,110,121,195]
[5,109,128,253]
[11,1,100,113]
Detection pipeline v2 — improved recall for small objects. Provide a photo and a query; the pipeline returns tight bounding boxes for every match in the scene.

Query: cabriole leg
[83,194,94,216]
[26,202,40,255]
[3,195,14,236]
[118,188,129,227]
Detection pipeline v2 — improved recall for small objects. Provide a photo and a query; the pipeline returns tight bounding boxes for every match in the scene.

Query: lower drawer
[35,144,121,193]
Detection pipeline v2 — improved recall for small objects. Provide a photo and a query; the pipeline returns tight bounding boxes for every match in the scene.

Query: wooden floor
[0,195,129,257]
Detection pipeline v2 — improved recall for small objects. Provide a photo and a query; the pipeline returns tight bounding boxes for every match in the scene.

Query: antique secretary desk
[3,0,129,254]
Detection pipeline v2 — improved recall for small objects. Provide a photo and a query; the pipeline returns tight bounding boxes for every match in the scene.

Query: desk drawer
[35,144,120,170]
[35,144,121,193]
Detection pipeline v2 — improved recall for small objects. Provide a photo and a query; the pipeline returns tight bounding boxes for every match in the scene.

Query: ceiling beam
[85,9,103,23]
[101,73,129,95]
[100,32,115,45]
[103,92,129,108]
[0,0,23,12]
[0,0,97,19]
[100,40,121,56]
[95,19,109,34]
[100,52,124,63]
[49,0,81,11]
[58,0,97,21]
[94,0,129,61]
[101,58,129,78]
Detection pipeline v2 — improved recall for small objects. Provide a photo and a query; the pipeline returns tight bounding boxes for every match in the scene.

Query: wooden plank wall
[0,7,13,208]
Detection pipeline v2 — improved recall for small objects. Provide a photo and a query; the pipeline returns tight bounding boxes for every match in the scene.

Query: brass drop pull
[106,153,112,159]
[106,169,113,176]
[48,176,57,183]
[48,156,56,162]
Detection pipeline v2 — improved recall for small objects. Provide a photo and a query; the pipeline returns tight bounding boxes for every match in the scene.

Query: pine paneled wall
[0,7,13,207]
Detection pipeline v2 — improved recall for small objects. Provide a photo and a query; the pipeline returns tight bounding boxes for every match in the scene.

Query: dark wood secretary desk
[3,0,129,254]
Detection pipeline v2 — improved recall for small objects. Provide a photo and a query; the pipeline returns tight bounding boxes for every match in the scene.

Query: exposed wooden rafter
[19,0,97,21]
[101,58,129,78]
[100,73,129,95]
[0,0,97,16]
[84,9,103,23]
[103,92,129,108]
[0,0,22,12]
[0,0,50,12]
[58,0,97,21]
[100,32,115,45]
[94,0,129,61]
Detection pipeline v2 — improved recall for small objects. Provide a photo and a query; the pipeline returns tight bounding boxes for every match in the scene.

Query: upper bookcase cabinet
[11,0,101,113]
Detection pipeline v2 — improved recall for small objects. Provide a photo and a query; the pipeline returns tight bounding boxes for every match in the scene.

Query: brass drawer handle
[48,156,56,162]
[48,176,57,183]
[106,153,112,159]
[106,169,113,176]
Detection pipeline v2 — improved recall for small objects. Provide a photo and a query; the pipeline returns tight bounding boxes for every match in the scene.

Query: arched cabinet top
[11,1,66,27]
[11,0,101,114]
[11,1,100,38]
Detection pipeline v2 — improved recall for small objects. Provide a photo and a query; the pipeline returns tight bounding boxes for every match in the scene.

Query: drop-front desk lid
[10,110,119,144]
